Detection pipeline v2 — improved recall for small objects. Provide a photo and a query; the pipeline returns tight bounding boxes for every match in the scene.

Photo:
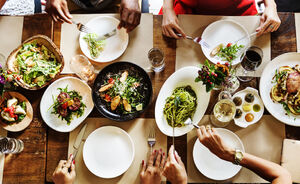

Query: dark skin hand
[46,0,72,24]
[118,0,141,33]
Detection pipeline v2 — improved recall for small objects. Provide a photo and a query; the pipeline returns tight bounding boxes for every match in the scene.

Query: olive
[235,109,242,119]
[245,93,255,103]
[233,97,242,106]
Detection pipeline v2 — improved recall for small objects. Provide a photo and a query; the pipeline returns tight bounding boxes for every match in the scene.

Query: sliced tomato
[61,102,68,109]
[105,94,111,102]
[108,78,114,84]
[226,43,232,47]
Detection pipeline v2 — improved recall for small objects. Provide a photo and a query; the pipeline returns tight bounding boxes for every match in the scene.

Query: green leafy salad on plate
[211,43,244,62]
[50,86,86,125]
[15,42,61,87]
[163,86,197,127]
[83,33,106,59]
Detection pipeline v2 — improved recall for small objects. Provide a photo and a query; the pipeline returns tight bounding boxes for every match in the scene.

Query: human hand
[256,4,281,36]
[46,0,73,24]
[140,149,166,184]
[52,154,76,184]
[163,145,187,184]
[118,0,141,33]
[162,8,186,39]
[197,125,235,162]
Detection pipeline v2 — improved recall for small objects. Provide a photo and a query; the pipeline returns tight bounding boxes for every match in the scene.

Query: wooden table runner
[187,115,285,183]
[295,13,300,53]
[68,118,167,184]
[0,16,23,60]
[176,15,271,77]
[60,13,153,73]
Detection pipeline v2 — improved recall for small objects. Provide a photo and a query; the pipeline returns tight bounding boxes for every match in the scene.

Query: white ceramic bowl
[155,66,210,137]
[201,19,250,65]
[40,77,94,132]
[79,16,129,62]
[83,126,135,178]
[193,128,244,180]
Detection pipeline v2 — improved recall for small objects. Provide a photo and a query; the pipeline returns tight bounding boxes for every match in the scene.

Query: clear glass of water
[0,137,24,154]
[148,48,165,72]
[70,55,96,85]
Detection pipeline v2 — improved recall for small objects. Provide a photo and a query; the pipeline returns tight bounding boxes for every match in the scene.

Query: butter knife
[72,123,87,160]
[96,28,117,41]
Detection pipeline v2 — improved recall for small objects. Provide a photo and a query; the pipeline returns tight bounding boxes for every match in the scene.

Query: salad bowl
[6,35,64,90]
[0,91,33,132]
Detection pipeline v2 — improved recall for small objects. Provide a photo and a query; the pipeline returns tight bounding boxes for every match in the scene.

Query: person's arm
[118,0,141,33]
[52,154,76,184]
[256,0,281,36]
[0,0,6,10]
[162,0,186,39]
[197,125,292,184]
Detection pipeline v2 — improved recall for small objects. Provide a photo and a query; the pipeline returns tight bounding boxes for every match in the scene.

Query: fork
[72,20,93,33]
[147,127,156,153]
[176,33,210,48]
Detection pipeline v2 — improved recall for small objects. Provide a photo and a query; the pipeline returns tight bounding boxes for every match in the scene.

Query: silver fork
[72,20,93,33]
[176,33,210,48]
[147,127,156,153]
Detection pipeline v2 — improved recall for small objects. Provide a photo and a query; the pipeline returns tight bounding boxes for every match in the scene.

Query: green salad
[16,42,61,87]
[163,86,197,127]
[98,70,145,114]
[211,43,244,62]
[50,86,86,125]
[83,33,106,59]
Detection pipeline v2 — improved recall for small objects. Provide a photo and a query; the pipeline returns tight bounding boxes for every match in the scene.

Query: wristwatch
[234,149,244,165]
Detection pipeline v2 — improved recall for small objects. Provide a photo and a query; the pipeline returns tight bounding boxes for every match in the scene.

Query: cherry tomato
[61,102,68,109]
[16,76,21,81]
[108,78,114,84]
[226,43,232,47]
[105,94,111,102]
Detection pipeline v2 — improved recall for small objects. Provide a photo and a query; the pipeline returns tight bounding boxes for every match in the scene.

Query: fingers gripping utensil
[72,123,87,160]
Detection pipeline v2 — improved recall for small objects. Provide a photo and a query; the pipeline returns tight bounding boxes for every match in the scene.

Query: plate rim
[192,128,244,180]
[79,15,129,63]
[40,76,94,132]
[82,125,135,178]
[259,52,300,126]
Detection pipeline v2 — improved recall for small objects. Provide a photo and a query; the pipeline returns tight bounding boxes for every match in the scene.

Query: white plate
[83,126,134,178]
[40,77,94,132]
[79,16,129,62]
[193,128,244,180]
[155,66,210,137]
[260,52,300,126]
[233,87,264,128]
[201,19,250,65]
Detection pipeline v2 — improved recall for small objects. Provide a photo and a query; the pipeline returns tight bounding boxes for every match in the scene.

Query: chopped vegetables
[1,97,26,123]
[15,42,61,87]
[211,43,244,62]
[98,70,145,114]
[83,33,106,59]
[50,86,86,125]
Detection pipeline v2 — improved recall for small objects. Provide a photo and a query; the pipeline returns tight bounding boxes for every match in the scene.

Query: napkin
[187,115,285,183]
[295,13,300,53]
[68,118,167,184]
[60,14,153,73]
[0,16,23,60]
[0,127,7,184]
[176,15,270,77]
[281,139,300,183]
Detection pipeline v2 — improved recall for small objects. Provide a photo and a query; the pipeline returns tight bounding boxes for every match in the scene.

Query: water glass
[70,55,96,85]
[148,48,165,72]
[0,137,24,154]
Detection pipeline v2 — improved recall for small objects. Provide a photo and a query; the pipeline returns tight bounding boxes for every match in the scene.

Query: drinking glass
[70,55,96,85]
[236,46,263,82]
[148,48,165,72]
[0,137,24,154]
[210,99,236,127]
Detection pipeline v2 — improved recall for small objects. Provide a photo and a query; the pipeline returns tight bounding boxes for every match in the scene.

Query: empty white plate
[201,19,250,65]
[40,77,94,132]
[83,126,135,178]
[79,16,129,62]
[155,66,210,137]
[193,128,244,180]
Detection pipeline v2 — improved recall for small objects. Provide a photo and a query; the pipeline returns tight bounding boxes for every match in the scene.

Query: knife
[96,28,117,41]
[72,123,87,160]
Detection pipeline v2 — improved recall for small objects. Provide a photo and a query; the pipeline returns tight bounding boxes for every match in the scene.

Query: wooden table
[2,12,299,184]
